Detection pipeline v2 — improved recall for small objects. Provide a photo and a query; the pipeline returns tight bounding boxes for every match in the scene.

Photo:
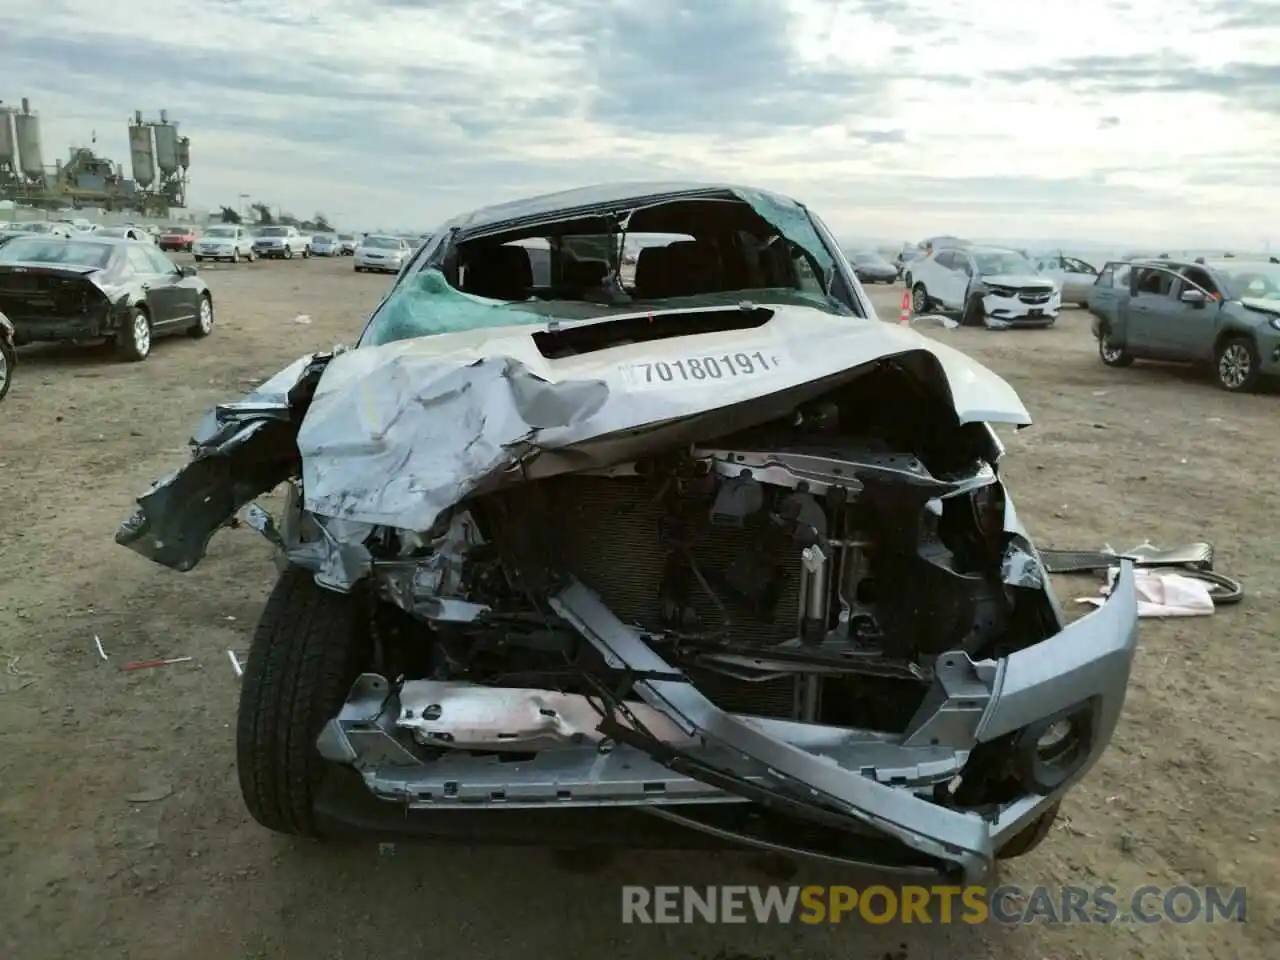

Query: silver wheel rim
[133,314,151,355]
[199,298,213,333]
[0,347,9,394]
[912,288,926,312]
[1101,339,1123,362]
[232,251,239,262]
[1219,344,1251,388]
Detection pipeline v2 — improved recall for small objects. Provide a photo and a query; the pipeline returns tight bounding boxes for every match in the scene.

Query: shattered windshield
[361,189,844,347]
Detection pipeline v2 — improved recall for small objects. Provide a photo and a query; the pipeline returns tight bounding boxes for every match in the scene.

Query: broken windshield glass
[360,189,846,347]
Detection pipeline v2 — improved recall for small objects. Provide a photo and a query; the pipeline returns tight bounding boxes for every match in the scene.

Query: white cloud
[2,0,1278,246]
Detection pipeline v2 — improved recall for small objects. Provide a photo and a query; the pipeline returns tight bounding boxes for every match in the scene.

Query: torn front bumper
[316,564,1139,882]
[981,290,1061,328]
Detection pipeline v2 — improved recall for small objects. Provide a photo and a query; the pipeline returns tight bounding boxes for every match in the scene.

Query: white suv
[910,245,1061,328]
[195,225,257,263]
[252,226,311,260]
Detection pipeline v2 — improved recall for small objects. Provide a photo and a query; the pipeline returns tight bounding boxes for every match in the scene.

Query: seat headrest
[664,240,721,296]
[634,245,672,298]
[562,256,608,289]
[461,244,533,300]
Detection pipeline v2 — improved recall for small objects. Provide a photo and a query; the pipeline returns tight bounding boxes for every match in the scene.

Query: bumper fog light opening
[1014,701,1096,795]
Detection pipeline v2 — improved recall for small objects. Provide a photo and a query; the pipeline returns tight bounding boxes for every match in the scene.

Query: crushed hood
[292,306,1029,532]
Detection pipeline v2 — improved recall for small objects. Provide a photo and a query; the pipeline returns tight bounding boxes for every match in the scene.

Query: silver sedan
[353,235,411,273]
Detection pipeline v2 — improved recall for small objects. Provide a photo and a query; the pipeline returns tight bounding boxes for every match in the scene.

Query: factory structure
[0,98,191,216]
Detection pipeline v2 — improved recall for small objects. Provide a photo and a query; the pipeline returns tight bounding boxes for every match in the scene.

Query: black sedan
[849,250,899,284]
[0,235,214,361]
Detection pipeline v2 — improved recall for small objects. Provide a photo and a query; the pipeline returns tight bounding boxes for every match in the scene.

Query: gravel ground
[0,258,1274,959]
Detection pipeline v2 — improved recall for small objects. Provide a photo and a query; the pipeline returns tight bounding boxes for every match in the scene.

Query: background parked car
[96,226,154,243]
[1035,252,1100,307]
[353,234,411,273]
[1091,256,1280,392]
[911,245,1060,327]
[0,235,214,361]
[895,248,922,281]
[848,250,898,284]
[158,225,198,252]
[310,234,340,256]
[194,225,257,263]
[253,225,311,260]
[336,233,357,255]
[9,222,75,238]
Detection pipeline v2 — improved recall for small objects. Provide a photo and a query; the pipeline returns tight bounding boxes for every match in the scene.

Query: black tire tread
[996,801,1060,859]
[236,566,369,836]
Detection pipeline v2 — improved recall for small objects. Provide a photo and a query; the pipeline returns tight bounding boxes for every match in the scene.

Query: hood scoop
[533,304,774,359]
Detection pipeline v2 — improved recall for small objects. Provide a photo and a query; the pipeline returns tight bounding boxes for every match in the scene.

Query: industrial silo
[154,118,178,175]
[14,98,45,179]
[0,108,15,170]
[128,112,155,188]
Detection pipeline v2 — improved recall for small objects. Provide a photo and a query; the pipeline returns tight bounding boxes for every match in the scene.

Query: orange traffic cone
[899,288,911,324]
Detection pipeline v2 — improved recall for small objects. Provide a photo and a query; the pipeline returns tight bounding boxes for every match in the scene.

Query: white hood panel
[295,305,1031,532]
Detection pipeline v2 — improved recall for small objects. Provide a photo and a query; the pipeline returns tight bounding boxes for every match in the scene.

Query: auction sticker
[618,347,789,390]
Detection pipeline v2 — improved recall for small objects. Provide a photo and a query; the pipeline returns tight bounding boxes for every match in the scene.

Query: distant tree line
[218,203,332,232]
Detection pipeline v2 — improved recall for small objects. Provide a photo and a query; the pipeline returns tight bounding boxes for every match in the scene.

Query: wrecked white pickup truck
[117,183,1138,881]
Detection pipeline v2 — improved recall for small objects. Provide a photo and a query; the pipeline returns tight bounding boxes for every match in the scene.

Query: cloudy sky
[3,0,1278,246]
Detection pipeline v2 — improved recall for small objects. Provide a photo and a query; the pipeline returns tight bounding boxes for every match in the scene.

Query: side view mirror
[1180,288,1207,306]
[180,264,198,277]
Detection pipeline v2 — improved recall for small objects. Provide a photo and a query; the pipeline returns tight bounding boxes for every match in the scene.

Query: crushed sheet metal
[395,680,698,750]
[549,578,993,880]
[295,312,1029,535]
[1001,538,1047,589]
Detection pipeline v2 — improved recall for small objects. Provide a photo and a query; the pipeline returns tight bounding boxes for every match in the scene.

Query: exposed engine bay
[360,359,1029,729]
[375,445,1014,737]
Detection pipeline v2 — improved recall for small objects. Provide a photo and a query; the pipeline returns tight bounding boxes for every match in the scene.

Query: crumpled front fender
[115,351,332,571]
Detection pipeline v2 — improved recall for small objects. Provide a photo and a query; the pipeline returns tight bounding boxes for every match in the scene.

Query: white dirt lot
[0,257,1275,959]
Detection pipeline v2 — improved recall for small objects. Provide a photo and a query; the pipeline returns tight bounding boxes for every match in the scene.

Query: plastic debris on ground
[1079,567,1216,618]
[911,313,959,329]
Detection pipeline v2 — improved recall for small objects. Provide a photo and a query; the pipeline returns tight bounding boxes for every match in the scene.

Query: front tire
[1215,336,1260,392]
[236,566,372,837]
[961,295,985,328]
[231,250,240,264]
[996,801,1060,859]
[115,306,152,362]
[284,246,294,260]
[1098,326,1134,367]
[911,283,929,314]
